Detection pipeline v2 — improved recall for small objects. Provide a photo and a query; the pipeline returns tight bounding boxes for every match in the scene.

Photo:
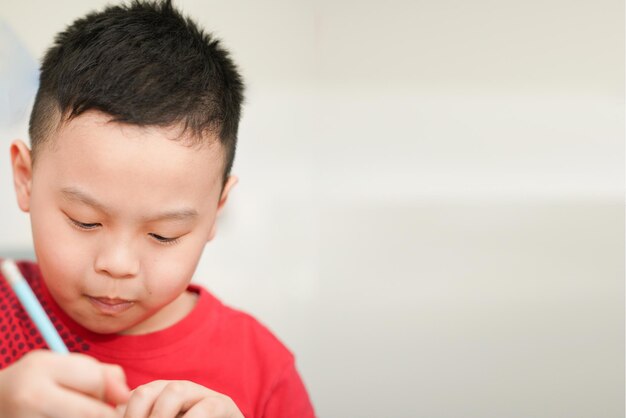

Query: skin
[0,110,243,417]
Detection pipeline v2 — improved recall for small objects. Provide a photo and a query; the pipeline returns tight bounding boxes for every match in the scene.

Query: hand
[0,349,130,418]
[117,380,244,418]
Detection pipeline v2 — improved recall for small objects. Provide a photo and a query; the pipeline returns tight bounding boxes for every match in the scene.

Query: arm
[0,350,130,418]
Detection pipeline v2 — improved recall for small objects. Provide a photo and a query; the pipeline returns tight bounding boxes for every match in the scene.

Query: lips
[87,296,135,315]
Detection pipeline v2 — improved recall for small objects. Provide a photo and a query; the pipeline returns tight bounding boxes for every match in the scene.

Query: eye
[149,233,180,245]
[69,218,101,230]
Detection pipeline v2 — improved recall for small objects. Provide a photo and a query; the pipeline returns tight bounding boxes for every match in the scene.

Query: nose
[94,236,140,279]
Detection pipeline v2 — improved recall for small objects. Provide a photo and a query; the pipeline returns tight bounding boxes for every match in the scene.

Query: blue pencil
[1,259,69,354]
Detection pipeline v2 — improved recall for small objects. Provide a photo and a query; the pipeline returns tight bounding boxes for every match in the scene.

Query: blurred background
[0,1,623,417]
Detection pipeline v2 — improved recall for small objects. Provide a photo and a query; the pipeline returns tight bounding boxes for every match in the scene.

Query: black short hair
[29,0,245,186]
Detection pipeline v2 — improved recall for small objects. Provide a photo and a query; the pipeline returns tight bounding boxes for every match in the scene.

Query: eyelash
[68,218,181,245]
[148,233,181,245]
[69,218,100,230]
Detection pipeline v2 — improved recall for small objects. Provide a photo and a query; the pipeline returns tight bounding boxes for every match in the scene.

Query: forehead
[33,111,224,208]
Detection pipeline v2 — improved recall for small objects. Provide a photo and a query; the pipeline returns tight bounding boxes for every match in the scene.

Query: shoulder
[0,259,41,300]
[192,284,295,365]
[0,259,49,369]
[188,285,314,416]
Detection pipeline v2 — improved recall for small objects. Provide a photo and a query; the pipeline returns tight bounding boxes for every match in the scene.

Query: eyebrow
[60,187,199,222]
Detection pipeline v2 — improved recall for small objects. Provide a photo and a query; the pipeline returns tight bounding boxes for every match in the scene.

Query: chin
[72,314,135,334]
[85,320,129,334]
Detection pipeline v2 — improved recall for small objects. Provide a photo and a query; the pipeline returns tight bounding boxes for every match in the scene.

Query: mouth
[87,296,135,315]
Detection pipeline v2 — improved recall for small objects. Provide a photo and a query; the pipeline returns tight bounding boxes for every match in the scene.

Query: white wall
[1,1,623,417]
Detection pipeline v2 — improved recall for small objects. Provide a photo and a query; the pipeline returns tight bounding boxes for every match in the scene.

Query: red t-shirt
[0,260,315,418]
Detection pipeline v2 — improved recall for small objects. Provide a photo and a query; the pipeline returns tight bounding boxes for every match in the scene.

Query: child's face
[10,110,236,334]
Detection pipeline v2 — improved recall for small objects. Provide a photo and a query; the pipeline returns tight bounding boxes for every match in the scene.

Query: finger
[41,384,120,418]
[116,403,128,417]
[149,381,209,417]
[103,364,131,406]
[182,396,241,418]
[47,353,113,401]
[121,405,184,418]
[123,380,169,418]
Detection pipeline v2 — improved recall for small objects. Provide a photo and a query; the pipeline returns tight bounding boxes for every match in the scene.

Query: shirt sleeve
[261,360,316,418]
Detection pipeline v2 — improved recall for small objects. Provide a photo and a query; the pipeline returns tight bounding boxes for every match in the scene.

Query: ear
[10,140,33,213]
[207,175,238,242]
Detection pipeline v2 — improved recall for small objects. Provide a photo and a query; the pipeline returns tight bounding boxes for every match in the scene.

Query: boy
[0,1,315,417]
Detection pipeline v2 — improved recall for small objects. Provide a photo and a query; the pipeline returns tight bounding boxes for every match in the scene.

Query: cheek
[30,205,87,295]
[142,238,205,301]
[34,215,84,254]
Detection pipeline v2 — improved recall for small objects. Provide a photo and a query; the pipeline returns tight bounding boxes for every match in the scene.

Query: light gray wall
[0,1,623,417]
